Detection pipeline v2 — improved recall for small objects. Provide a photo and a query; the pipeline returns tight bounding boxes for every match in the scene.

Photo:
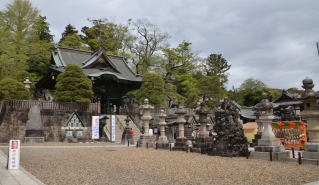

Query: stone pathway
[0,150,44,185]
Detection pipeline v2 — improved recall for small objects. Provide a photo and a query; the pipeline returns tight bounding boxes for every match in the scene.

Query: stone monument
[137,99,154,147]
[209,97,249,157]
[25,105,44,143]
[173,106,188,151]
[192,102,212,153]
[157,109,169,149]
[250,93,289,161]
[297,77,319,163]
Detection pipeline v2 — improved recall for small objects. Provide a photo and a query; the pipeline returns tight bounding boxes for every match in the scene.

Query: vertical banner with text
[8,140,20,170]
[92,116,100,140]
[111,115,116,142]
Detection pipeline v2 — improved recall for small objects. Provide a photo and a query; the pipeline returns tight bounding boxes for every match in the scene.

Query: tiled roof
[51,46,142,82]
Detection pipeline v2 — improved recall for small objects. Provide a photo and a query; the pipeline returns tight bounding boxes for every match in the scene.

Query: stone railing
[7,100,100,113]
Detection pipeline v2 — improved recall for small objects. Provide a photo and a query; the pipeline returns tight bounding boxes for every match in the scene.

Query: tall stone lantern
[297,77,319,161]
[173,106,188,151]
[139,99,153,136]
[176,107,186,139]
[197,102,209,138]
[157,109,169,148]
[137,99,154,147]
[250,93,289,161]
[192,102,212,154]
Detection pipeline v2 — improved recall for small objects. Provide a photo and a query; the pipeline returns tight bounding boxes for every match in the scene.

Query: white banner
[92,116,100,139]
[111,115,116,141]
[8,140,20,170]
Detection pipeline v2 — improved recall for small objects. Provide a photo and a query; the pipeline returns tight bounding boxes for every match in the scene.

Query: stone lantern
[250,93,289,161]
[192,102,212,154]
[157,109,169,148]
[297,77,319,162]
[197,102,209,138]
[173,106,188,151]
[137,99,154,147]
[23,77,31,89]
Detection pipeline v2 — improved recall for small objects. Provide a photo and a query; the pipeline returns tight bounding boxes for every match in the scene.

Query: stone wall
[0,100,99,143]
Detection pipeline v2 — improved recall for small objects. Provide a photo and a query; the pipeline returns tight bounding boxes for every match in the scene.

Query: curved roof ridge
[57,46,93,54]
[81,49,103,68]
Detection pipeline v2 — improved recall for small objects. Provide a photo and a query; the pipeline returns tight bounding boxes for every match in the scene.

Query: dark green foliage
[162,41,196,83]
[231,78,282,106]
[205,53,231,86]
[54,64,93,104]
[196,75,225,107]
[239,78,267,91]
[59,24,88,50]
[60,24,78,43]
[0,78,29,102]
[129,73,165,107]
[34,16,53,42]
[59,33,88,50]
[81,19,134,54]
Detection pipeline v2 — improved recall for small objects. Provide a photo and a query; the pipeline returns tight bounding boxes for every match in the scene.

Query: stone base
[303,151,319,160]
[64,137,78,143]
[157,136,169,149]
[25,130,44,137]
[305,143,319,152]
[138,135,153,147]
[250,151,290,161]
[24,137,44,143]
[254,145,285,152]
[302,158,319,165]
[173,138,188,151]
[192,137,212,154]
[300,143,319,160]
[157,142,169,149]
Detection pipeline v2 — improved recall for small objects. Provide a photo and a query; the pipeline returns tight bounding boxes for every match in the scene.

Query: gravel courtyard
[2,147,319,185]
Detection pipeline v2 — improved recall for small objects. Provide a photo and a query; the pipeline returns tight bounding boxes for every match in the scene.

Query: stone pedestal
[173,138,188,151]
[137,99,154,147]
[192,137,213,154]
[138,135,153,147]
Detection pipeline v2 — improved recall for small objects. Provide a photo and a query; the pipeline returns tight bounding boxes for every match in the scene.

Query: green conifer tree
[54,64,93,104]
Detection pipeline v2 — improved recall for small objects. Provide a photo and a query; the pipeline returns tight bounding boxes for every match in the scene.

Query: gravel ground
[1,147,319,185]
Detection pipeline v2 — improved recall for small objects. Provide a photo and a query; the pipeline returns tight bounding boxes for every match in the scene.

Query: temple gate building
[36,46,142,114]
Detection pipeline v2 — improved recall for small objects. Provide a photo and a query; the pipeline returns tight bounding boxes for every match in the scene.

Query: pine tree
[54,64,93,104]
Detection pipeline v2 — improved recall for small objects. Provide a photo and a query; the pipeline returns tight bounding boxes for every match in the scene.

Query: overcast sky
[1,0,319,90]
